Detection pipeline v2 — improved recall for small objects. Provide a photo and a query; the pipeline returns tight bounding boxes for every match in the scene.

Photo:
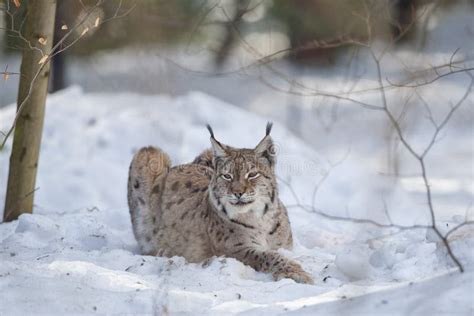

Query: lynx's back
[128,147,215,261]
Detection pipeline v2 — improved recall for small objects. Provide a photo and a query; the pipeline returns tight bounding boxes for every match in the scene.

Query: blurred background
[1,0,473,221]
[1,1,472,103]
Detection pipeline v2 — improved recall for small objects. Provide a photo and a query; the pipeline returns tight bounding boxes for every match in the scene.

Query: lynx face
[207,124,277,218]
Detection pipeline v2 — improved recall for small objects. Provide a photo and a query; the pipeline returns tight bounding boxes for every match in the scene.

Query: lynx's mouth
[230,200,253,206]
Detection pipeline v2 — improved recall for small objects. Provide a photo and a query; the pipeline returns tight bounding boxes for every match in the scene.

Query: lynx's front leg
[232,247,314,284]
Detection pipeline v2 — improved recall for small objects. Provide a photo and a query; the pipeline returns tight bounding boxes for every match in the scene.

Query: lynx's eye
[221,173,233,181]
[247,171,260,180]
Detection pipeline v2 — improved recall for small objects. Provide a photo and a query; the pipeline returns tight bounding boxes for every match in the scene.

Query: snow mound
[0,87,472,314]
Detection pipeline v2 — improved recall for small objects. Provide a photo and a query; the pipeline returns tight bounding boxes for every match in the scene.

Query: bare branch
[371,46,472,273]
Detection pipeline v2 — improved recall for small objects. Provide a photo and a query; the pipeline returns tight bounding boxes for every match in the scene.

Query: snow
[0,87,473,314]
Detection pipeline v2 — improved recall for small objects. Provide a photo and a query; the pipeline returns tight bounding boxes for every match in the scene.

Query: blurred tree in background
[1,0,471,87]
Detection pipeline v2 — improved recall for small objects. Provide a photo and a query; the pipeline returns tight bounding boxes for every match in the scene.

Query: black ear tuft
[206,124,215,138]
[266,122,273,136]
[207,124,227,158]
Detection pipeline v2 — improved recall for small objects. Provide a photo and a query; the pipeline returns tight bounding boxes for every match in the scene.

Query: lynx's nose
[232,182,246,198]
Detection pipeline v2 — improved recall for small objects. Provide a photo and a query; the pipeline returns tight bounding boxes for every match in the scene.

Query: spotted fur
[127,124,313,284]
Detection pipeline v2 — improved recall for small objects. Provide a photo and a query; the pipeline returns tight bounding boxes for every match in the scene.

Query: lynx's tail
[127,146,171,255]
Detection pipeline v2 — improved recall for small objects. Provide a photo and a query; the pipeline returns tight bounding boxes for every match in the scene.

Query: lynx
[127,123,313,284]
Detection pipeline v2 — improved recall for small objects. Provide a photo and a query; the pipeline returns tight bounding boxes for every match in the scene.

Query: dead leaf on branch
[38,37,47,45]
[13,0,20,8]
[61,24,68,31]
[3,65,9,81]
[80,27,89,37]
[38,55,49,65]
[94,17,100,28]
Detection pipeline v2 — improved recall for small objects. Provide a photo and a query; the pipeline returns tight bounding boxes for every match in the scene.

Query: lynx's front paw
[274,263,314,284]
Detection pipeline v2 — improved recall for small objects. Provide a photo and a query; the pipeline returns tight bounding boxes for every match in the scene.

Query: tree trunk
[3,1,57,222]
[214,0,250,68]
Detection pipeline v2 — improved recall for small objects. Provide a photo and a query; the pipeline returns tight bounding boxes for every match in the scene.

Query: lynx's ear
[254,122,275,165]
[206,124,227,159]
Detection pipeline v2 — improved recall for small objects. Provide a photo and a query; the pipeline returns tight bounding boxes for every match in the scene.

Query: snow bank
[0,88,472,314]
